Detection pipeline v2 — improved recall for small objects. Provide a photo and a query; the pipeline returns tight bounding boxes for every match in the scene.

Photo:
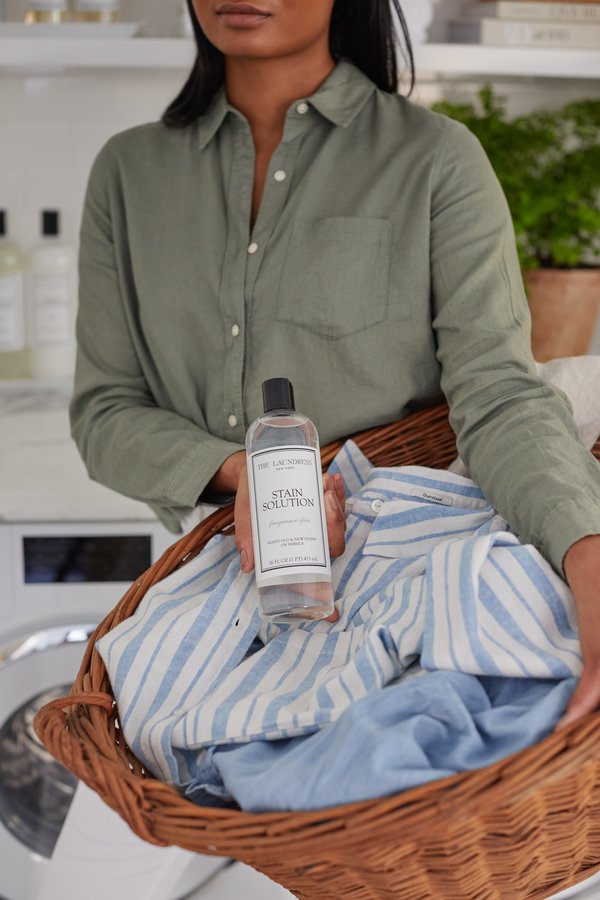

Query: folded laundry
[97,440,581,810]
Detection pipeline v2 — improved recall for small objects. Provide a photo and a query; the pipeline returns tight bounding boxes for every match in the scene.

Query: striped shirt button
[274,170,286,182]
[370,499,384,512]
[228,414,238,428]
[296,102,309,115]
[247,242,259,254]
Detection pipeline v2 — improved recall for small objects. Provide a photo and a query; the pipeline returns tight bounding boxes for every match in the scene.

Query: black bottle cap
[0,211,5,237]
[262,378,295,414]
[42,210,60,237]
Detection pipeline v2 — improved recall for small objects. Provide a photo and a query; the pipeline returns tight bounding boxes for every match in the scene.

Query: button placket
[243,139,298,306]
[224,121,302,436]
[219,122,254,437]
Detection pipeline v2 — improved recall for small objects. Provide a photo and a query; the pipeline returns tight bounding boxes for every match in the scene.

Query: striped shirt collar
[197,59,377,149]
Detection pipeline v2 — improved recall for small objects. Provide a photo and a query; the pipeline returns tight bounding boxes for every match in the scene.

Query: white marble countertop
[0,379,156,523]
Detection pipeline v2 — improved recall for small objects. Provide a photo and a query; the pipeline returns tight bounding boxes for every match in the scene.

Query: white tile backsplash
[0,69,183,249]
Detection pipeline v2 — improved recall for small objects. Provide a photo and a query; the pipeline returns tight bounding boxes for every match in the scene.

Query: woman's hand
[556,534,600,730]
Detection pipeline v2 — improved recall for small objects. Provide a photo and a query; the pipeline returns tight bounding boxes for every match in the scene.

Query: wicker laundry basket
[35,402,600,900]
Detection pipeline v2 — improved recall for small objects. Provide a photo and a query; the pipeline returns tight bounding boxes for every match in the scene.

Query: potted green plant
[431,87,600,361]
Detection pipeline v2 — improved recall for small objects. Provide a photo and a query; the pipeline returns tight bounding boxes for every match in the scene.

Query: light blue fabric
[201,672,576,811]
[97,440,581,810]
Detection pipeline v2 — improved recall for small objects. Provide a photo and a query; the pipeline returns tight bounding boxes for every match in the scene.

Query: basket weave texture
[35,403,600,900]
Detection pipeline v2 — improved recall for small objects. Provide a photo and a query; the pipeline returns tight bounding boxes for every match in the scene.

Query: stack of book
[448,1,600,48]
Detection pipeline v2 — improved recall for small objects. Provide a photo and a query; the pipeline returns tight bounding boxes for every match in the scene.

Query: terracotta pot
[524,268,600,362]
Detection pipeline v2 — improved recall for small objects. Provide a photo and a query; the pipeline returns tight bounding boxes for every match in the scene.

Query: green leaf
[432,87,600,270]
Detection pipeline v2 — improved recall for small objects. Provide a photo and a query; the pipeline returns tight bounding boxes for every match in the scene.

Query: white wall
[0,70,184,251]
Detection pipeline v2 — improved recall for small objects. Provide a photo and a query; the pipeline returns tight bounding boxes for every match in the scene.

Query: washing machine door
[0,624,95,900]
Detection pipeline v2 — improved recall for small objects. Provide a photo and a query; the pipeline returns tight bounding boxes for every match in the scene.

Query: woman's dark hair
[163,0,414,127]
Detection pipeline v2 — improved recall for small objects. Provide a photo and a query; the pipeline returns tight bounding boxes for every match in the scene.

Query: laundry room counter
[0,379,156,523]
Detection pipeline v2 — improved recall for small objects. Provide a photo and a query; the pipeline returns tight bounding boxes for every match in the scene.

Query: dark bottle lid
[42,210,60,237]
[262,378,295,414]
[0,210,5,237]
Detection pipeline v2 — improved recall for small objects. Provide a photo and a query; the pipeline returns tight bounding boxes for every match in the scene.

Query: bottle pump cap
[262,378,295,414]
[42,210,60,237]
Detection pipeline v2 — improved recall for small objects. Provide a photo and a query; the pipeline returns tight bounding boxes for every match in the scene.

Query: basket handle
[40,692,114,712]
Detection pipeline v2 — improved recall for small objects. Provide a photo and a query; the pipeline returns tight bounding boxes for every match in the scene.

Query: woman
[71,0,600,743]
[41,0,600,900]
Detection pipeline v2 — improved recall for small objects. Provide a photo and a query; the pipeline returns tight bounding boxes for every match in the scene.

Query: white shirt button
[296,102,309,115]
[228,414,238,428]
[247,242,259,255]
[370,498,384,512]
[273,170,286,182]
[231,324,240,337]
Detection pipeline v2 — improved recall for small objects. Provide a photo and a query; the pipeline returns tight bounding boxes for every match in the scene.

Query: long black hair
[163,0,414,128]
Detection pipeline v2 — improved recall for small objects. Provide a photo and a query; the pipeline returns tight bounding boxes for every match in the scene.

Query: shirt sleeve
[70,142,243,518]
[430,117,600,575]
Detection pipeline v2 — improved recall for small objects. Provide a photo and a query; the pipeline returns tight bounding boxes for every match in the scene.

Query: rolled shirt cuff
[167,435,244,510]
[535,497,600,578]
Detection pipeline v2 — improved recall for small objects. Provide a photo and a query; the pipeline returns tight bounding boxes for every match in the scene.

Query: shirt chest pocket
[276,217,392,341]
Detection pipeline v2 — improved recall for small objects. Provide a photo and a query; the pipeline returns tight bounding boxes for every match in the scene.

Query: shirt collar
[197,60,376,149]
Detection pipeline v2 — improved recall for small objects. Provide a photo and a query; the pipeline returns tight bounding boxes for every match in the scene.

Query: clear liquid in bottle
[246,378,335,623]
[24,2,69,24]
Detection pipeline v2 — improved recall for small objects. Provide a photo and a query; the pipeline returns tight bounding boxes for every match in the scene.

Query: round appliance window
[0,684,77,858]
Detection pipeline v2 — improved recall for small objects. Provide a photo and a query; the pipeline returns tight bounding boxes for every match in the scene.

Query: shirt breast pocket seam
[276,217,395,342]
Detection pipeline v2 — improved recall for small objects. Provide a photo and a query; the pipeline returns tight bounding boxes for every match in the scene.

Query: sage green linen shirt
[71,60,600,574]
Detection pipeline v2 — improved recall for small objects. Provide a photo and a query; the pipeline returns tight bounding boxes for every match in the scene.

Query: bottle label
[75,0,119,10]
[27,0,68,9]
[0,275,25,352]
[30,274,73,346]
[248,445,330,586]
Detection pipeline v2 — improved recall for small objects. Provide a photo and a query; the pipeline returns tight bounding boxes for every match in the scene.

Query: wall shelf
[0,37,196,72]
[415,43,600,80]
[0,37,599,79]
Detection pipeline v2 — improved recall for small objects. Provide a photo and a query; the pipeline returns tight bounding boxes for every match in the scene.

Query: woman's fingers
[556,663,600,730]
[234,465,255,573]
[324,473,346,558]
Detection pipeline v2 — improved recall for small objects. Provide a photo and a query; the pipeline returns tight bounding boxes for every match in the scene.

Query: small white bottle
[74,0,120,23]
[24,0,69,24]
[0,211,29,380]
[246,378,335,622]
[28,210,77,380]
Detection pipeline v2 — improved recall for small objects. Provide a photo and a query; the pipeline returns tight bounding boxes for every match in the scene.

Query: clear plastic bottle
[28,210,77,379]
[0,210,29,379]
[246,378,335,622]
[74,0,120,23]
[24,1,69,24]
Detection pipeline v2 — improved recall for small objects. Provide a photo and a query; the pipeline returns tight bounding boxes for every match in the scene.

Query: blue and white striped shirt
[97,440,580,789]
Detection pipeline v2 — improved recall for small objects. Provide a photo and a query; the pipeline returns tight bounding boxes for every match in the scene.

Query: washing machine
[0,518,177,900]
[0,381,191,899]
